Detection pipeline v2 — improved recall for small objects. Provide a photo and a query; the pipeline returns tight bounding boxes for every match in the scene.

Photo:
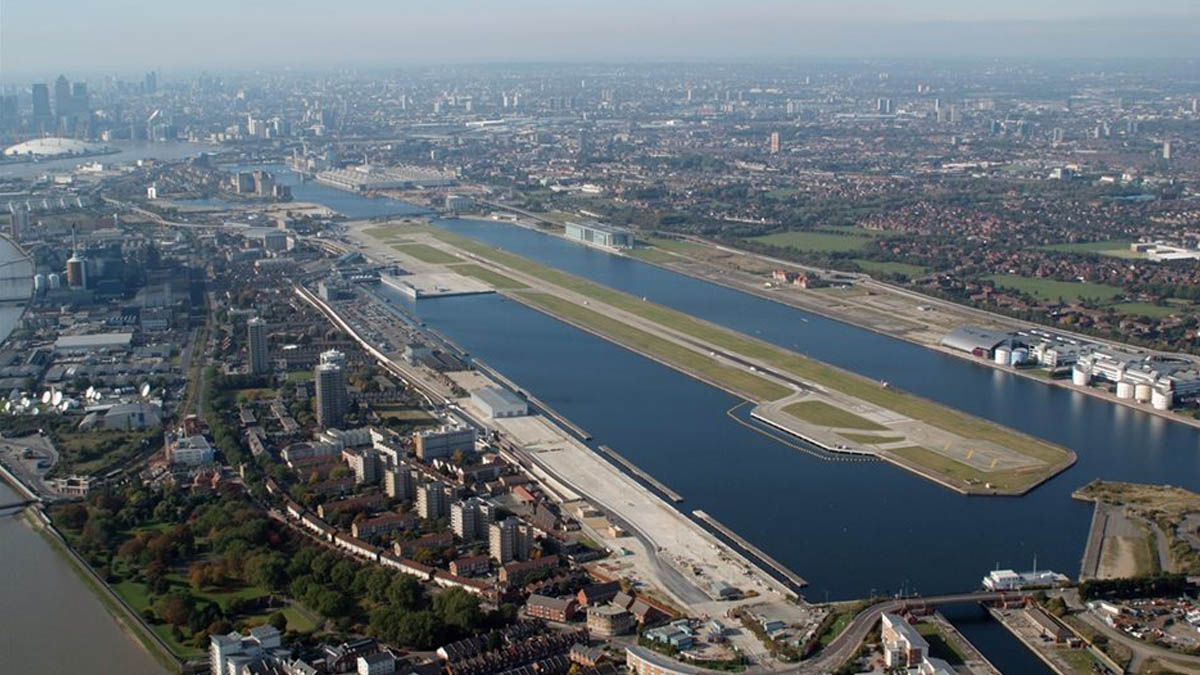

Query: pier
[692,509,808,589]
[596,445,683,503]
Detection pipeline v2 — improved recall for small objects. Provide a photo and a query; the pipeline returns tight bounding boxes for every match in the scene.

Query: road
[1078,610,1200,675]
[799,592,1030,674]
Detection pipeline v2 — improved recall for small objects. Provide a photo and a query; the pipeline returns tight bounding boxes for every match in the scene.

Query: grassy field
[447,263,528,289]
[1052,647,1106,675]
[285,370,314,383]
[1039,239,1136,256]
[750,230,877,253]
[853,259,930,277]
[429,228,1073,487]
[985,274,1125,303]
[783,400,888,430]
[1110,302,1185,318]
[514,291,791,401]
[884,445,1040,492]
[628,247,681,264]
[838,432,905,444]
[392,243,462,264]
[816,600,869,647]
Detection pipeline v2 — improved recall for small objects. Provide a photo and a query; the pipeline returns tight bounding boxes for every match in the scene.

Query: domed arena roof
[4,137,109,157]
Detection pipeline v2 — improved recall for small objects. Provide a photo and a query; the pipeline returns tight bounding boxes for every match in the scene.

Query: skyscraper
[315,352,348,429]
[247,317,269,374]
[71,82,89,114]
[54,75,72,118]
[1163,140,1172,160]
[144,71,157,95]
[31,83,51,121]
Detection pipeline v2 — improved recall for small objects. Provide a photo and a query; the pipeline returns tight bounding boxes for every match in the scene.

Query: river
[0,482,162,673]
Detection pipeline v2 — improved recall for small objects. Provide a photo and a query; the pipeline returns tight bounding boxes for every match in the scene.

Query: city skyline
[2,1,1200,76]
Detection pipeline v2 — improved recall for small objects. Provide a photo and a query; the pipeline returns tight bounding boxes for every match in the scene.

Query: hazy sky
[3,0,1199,77]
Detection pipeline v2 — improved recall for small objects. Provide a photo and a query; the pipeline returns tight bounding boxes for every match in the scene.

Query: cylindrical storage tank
[33,273,45,293]
[994,347,1011,365]
[47,273,60,289]
[1072,366,1090,386]
[1116,380,1135,399]
[1152,388,1174,411]
[1134,383,1152,403]
[1010,348,1028,366]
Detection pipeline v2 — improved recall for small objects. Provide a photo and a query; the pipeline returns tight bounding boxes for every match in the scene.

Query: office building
[414,424,475,460]
[564,221,634,250]
[1163,140,1172,160]
[489,517,532,564]
[768,132,780,155]
[31,83,51,121]
[54,75,72,118]
[247,316,269,374]
[144,71,157,95]
[416,481,449,520]
[315,360,348,430]
[451,497,493,542]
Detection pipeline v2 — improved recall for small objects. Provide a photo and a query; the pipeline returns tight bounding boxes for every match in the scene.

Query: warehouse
[471,386,528,419]
[54,332,134,353]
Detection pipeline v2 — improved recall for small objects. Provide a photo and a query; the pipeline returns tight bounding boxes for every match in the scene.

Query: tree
[387,574,424,610]
[269,611,288,632]
[156,589,195,627]
[434,588,481,634]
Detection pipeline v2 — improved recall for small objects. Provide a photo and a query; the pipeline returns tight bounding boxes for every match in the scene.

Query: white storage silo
[1072,365,1091,386]
[1116,380,1135,399]
[1134,383,1153,403]
[1151,388,1174,411]
[994,346,1012,365]
[1010,348,1029,366]
[47,272,61,289]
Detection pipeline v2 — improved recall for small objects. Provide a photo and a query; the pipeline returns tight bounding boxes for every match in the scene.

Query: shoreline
[462,214,1200,432]
[0,464,183,673]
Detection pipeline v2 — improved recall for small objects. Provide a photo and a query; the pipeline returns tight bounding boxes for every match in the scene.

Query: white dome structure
[4,137,109,158]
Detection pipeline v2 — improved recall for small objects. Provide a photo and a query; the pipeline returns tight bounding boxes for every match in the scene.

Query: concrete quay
[596,445,683,503]
[301,259,804,618]
[692,509,807,590]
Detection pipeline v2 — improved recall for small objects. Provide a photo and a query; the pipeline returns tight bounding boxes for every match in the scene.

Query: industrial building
[939,325,1012,358]
[982,568,1069,591]
[470,386,528,419]
[315,164,455,192]
[564,221,635,250]
[943,325,1200,411]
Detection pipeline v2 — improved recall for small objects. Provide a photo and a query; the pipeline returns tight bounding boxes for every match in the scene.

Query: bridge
[0,498,40,510]
[799,590,1033,674]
